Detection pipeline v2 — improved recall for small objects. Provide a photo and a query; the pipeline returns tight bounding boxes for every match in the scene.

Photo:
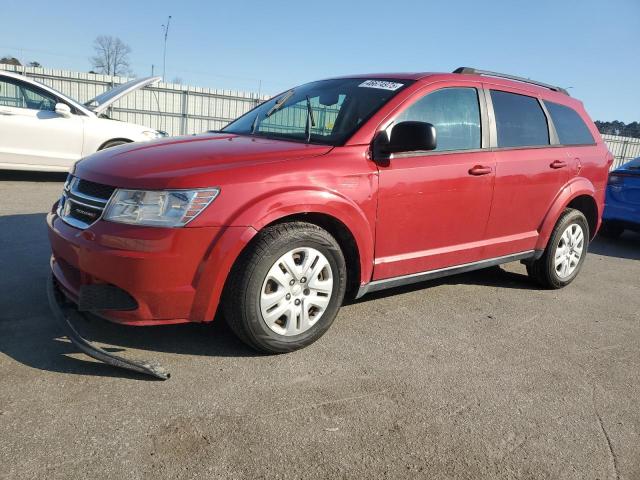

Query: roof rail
[453,67,569,96]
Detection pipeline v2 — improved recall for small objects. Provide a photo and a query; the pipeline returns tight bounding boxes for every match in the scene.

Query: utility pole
[162,15,172,81]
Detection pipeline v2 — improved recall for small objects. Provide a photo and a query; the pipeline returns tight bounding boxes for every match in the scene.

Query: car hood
[84,76,161,114]
[74,133,334,189]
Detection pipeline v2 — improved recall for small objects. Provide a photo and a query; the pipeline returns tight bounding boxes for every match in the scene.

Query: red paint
[48,72,609,325]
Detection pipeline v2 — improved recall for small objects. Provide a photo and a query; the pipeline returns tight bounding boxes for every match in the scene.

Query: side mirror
[55,103,72,118]
[373,121,437,160]
[385,121,437,153]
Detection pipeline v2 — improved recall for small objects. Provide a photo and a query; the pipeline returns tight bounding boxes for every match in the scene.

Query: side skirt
[356,250,540,298]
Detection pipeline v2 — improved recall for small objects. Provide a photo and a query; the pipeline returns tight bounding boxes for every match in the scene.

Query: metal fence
[0,64,268,136]
[602,134,640,169]
[2,64,639,170]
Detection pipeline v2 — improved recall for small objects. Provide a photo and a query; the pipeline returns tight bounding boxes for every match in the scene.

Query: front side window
[544,101,594,145]
[490,90,549,148]
[395,87,481,151]
[0,79,23,108]
[0,78,56,111]
[223,78,413,145]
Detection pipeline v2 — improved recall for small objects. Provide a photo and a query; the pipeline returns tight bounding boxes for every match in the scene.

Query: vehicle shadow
[0,170,68,182]
[346,265,536,305]
[4,212,603,380]
[0,213,256,381]
[590,232,640,261]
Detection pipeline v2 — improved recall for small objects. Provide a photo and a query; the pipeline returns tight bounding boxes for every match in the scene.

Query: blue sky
[1,0,638,122]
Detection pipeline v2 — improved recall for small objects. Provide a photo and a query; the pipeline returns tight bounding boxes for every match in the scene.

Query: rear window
[544,101,595,145]
[490,90,549,148]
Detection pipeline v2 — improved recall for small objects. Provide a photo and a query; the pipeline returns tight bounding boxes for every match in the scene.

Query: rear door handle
[550,160,568,169]
[468,165,493,176]
[0,108,13,115]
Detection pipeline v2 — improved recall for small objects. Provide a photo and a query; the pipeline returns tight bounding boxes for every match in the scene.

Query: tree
[90,35,131,76]
[0,56,21,66]
[28,61,42,68]
[595,120,640,139]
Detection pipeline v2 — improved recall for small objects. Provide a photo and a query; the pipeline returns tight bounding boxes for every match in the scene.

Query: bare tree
[0,56,21,66]
[90,35,131,76]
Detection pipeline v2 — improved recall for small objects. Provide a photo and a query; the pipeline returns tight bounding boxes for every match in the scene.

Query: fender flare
[194,188,375,322]
[231,188,375,284]
[535,178,597,251]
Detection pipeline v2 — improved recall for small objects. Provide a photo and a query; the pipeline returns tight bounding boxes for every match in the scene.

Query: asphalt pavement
[1,171,638,479]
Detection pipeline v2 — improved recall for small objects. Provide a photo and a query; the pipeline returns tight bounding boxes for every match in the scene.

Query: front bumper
[47,211,224,325]
[47,275,170,379]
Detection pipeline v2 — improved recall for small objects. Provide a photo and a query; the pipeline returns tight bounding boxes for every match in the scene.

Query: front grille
[58,176,116,229]
[68,202,102,224]
[76,179,116,201]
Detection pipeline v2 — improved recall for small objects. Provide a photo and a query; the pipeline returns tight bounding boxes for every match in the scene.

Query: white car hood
[84,76,161,114]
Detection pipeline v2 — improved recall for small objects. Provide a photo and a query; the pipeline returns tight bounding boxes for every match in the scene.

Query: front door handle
[468,165,493,176]
[0,108,13,115]
[550,160,568,169]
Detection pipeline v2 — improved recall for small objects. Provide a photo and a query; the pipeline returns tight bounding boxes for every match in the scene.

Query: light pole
[161,15,172,81]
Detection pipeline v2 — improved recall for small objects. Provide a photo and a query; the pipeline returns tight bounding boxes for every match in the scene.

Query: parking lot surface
[0,171,639,479]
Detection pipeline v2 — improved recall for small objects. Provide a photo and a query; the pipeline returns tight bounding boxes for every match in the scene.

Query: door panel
[374,151,496,279]
[481,86,571,258]
[0,77,84,168]
[483,147,570,258]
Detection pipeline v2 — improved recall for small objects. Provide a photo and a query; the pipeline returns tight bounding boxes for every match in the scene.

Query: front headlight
[103,188,220,227]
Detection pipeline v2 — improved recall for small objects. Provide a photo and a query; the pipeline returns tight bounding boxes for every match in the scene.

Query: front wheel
[527,208,589,289]
[223,222,346,353]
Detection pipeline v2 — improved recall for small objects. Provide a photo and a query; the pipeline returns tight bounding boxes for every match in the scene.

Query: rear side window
[396,87,481,151]
[544,101,594,145]
[490,90,549,148]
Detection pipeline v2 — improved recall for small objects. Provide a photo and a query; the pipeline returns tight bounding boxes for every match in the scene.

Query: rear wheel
[527,208,589,289]
[223,222,346,353]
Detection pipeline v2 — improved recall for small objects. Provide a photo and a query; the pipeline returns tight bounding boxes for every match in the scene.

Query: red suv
[48,68,611,353]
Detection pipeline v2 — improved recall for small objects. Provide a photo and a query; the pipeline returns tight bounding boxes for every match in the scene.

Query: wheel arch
[98,138,132,151]
[261,212,362,298]
[194,189,376,322]
[535,178,599,250]
[566,195,598,239]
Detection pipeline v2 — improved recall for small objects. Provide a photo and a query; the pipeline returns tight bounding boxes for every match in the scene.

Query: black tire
[223,222,347,353]
[527,208,590,289]
[599,222,624,239]
[100,140,129,150]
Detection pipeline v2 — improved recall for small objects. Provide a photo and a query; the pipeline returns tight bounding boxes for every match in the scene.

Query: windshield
[222,78,413,145]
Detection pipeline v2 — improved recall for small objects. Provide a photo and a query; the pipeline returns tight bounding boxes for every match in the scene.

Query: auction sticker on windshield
[358,80,404,91]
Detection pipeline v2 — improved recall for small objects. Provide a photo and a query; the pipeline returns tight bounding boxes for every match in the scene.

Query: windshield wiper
[304,95,316,143]
[265,89,294,118]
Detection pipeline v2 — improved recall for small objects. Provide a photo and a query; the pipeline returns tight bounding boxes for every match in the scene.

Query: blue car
[601,156,640,238]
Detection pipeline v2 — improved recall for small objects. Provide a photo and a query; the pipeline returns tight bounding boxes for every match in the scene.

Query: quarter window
[396,88,481,152]
[544,101,594,145]
[490,90,549,148]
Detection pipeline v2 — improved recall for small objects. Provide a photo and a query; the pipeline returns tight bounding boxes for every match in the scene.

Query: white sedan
[0,70,167,172]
